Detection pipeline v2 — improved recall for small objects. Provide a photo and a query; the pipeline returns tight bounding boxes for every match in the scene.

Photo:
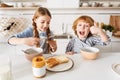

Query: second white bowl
[80,47,99,60]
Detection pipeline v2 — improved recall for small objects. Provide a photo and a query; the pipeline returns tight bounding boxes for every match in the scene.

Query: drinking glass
[0,54,12,80]
[62,24,67,34]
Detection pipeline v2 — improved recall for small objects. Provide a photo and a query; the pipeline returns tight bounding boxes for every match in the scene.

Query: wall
[0,8,120,42]
[50,14,110,36]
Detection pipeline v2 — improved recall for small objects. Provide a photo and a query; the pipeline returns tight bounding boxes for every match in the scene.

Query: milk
[0,65,12,80]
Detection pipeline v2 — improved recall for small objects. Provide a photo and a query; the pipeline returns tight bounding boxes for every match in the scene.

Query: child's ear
[34,19,37,23]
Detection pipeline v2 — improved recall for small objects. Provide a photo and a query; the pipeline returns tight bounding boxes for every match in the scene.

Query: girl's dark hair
[72,15,94,37]
[32,7,52,47]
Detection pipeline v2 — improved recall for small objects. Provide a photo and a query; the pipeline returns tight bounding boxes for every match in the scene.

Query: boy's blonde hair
[72,16,94,37]
[32,7,52,47]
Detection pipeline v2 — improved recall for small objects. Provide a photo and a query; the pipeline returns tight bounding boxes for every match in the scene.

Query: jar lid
[32,56,45,68]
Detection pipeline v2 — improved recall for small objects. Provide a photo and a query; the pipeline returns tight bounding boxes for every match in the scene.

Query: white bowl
[80,47,99,60]
[23,47,43,61]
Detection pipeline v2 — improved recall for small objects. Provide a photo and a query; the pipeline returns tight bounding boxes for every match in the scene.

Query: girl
[66,15,110,55]
[8,7,57,54]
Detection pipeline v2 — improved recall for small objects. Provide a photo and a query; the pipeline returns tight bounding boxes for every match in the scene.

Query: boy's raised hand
[90,22,102,35]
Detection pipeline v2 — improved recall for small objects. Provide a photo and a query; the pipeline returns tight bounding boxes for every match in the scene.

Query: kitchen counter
[0,43,120,80]
[54,34,73,39]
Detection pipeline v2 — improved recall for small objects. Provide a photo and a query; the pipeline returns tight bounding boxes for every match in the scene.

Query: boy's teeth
[80,31,84,35]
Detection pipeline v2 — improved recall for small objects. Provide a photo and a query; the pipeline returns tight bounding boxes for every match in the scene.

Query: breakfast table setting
[0,42,120,80]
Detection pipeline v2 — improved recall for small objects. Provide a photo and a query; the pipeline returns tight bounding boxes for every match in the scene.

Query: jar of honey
[32,56,46,78]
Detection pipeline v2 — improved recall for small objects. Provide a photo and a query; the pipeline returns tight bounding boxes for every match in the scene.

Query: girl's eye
[41,21,45,24]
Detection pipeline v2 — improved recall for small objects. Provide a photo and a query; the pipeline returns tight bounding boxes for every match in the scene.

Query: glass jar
[32,56,46,78]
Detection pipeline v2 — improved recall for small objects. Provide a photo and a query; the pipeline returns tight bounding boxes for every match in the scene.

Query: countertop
[54,33,73,39]
[0,43,120,80]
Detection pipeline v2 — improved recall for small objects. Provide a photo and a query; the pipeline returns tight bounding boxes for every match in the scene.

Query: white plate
[111,63,120,76]
[46,56,74,72]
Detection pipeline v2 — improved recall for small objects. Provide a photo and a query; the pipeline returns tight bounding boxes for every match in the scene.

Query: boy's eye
[47,22,50,25]
[85,25,89,27]
[78,24,82,26]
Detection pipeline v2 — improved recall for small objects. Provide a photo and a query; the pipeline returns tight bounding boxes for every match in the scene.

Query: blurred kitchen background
[0,0,120,53]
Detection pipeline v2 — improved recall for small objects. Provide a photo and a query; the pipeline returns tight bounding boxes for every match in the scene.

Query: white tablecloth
[0,43,120,80]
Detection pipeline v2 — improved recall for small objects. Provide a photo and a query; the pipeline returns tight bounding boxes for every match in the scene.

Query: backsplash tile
[0,17,29,42]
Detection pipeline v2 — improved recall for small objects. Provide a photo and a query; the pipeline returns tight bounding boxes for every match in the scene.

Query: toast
[55,56,69,64]
[46,56,69,68]
[46,57,59,68]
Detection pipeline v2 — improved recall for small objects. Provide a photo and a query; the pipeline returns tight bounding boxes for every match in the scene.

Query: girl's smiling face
[35,15,51,32]
[76,20,91,39]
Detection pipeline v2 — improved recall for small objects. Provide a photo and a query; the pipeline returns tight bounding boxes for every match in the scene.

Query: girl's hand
[48,40,57,52]
[66,52,74,55]
[23,37,39,46]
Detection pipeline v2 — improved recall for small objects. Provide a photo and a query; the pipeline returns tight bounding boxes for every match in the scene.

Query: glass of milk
[0,55,12,80]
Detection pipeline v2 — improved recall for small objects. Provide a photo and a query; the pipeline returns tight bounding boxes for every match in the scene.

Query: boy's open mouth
[79,31,85,35]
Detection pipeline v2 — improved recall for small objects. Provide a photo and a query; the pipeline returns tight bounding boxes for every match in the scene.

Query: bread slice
[46,57,59,68]
[55,56,69,64]
[46,56,69,68]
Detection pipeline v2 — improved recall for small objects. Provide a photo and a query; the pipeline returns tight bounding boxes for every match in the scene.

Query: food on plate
[55,56,69,63]
[46,56,69,68]
[46,57,59,68]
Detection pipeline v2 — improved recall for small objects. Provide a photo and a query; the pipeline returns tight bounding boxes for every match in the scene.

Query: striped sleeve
[92,36,111,46]
[65,39,75,52]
